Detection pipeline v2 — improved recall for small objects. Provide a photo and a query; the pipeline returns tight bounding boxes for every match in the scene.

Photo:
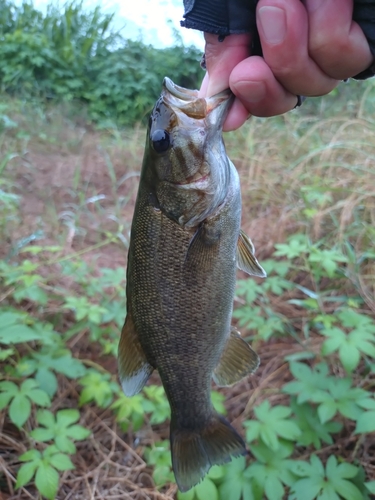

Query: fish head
[145,77,234,227]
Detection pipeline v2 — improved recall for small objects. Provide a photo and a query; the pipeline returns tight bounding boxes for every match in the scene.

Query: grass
[0,78,375,499]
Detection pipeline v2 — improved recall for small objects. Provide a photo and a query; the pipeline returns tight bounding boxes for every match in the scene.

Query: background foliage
[0,1,375,499]
[0,0,202,126]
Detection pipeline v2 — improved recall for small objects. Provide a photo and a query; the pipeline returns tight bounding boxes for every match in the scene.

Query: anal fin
[237,229,266,277]
[213,327,260,387]
[118,313,153,396]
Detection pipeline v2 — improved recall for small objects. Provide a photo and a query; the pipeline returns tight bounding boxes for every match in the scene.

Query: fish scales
[118,78,266,491]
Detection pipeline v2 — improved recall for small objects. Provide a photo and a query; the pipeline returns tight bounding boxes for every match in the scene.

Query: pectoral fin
[237,229,267,278]
[213,327,260,387]
[118,313,153,396]
[185,223,220,268]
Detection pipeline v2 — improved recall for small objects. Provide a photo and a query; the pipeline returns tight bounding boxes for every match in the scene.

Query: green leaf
[36,409,55,427]
[0,323,41,344]
[244,421,261,443]
[55,435,76,454]
[35,463,59,500]
[0,347,14,360]
[274,420,301,441]
[65,424,91,440]
[152,465,174,486]
[19,449,41,462]
[35,367,58,397]
[289,477,323,500]
[260,426,279,451]
[15,461,38,488]
[365,481,375,494]
[219,479,243,500]
[56,409,80,427]
[317,401,337,424]
[30,428,55,442]
[333,479,363,500]
[291,399,342,449]
[211,391,226,415]
[0,381,18,408]
[339,343,360,372]
[355,411,375,433]
[28,388,51,407]
[20,378,39,392]
[264,474,284,500]
[195,477,218,500]
[49,453,75,471]
[177,489,195,500]
[207,465,224,480]
[310,455,325,476]
[9,394,31,427]
[0,381,18,394]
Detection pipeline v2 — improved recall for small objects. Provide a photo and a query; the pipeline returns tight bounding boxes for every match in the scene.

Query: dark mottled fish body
[118,78,265,491]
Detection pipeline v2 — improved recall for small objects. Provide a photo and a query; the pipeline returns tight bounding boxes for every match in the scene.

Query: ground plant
[0,3,375,498]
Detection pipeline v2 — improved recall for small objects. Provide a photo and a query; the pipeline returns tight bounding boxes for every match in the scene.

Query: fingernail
[234,81,265,103]
[258,6,286,44]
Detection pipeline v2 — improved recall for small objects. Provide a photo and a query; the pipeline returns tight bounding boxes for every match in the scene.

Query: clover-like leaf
[320,309,375,372]
[30,408,90,452]
[244,401,300,450]
[289,455,362,500]
[0,378,50,428]
[16,445,74,498]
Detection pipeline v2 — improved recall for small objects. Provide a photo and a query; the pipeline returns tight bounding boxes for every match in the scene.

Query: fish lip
[171,174,210,190]
[162,77,233,120]
[163,77,199,102]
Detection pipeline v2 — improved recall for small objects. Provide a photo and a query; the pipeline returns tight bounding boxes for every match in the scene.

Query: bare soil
[1,116,375,499]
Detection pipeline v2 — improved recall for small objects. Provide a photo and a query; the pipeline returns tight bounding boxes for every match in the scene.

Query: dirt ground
[1,112,375,499]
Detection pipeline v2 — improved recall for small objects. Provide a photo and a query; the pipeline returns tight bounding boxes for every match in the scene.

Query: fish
[118,77,266,492]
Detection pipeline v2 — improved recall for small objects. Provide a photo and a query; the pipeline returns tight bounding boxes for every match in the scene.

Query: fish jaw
[146,78,235,227]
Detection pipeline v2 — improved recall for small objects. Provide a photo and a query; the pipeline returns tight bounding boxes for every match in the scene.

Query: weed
[1,62,375,498]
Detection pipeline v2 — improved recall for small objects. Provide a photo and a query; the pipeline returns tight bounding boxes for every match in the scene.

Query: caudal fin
[170,413,247,492]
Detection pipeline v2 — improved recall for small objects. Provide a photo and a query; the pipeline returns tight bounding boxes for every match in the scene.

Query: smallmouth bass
[118,78,266,491]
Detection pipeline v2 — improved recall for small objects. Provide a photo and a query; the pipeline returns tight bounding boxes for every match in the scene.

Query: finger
[306,0,373,79]
[256,0,338,96]
[227,56,299,127]
[201,33,251,97]
[222,98,250,132]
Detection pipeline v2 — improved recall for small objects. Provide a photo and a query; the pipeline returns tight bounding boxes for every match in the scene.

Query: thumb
[201,33,252,97]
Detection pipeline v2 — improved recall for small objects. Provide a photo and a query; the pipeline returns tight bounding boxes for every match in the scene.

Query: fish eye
[151,129,171,153]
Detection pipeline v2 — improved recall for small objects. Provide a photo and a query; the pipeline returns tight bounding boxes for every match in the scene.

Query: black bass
[118,78,266,491]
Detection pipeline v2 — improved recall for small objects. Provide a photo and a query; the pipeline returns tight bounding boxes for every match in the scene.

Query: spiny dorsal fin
[237,229,267,278]
[213,327,260,387]
[118,313,153,396]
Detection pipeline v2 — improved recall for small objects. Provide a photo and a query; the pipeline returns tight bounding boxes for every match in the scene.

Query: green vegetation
[0,0,202,126]
[0,1,375,498]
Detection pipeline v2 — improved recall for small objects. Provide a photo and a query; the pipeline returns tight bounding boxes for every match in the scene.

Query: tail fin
[170,412,247,492]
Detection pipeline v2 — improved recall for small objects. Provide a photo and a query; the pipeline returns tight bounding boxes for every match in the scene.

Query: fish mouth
[173,173,209,189]
[163,78,199,102]
[162,77,233,120]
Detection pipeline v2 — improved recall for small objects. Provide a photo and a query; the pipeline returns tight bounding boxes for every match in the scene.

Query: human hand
[199,0,374,131]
